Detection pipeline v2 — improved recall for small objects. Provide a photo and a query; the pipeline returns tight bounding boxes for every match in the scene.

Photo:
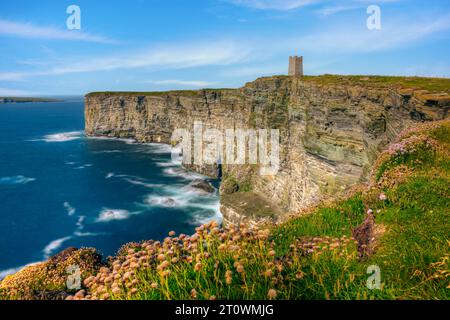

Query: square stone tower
[288,56,303,76]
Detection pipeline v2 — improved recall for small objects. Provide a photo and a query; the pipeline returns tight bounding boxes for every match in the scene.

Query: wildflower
[161,270,171,277]
[130,288,138,295]
[171,257,179,263]
[236,264,244,273]
[296,271,304,279]
[194,262,202,272]
[379,193,387,201]
[269,250,276,257]
[168,230,176,237]
[84,276,95,286]
[112,287,121,295]
[264,269,273,277]
[367,209,373,215]
[157,254,166,261]
[267,289,277,300]
[225,270,233,285]
[150,282,158,289]
[191,289,198,299]
[210,295,217,301]
[75,290,85,298]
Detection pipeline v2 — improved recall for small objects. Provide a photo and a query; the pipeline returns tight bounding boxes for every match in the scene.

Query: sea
[0,100,220,277]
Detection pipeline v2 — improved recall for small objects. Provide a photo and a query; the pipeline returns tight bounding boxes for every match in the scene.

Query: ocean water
[0,101,220,277]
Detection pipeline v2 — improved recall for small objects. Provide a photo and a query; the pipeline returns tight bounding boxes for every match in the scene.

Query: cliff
[85,75,449,224]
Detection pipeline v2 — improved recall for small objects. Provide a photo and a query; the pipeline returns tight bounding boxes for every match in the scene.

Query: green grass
[86,75,450,99]
[86,88,235,97]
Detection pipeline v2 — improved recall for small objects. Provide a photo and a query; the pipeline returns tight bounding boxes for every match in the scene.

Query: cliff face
[85,76,449,224]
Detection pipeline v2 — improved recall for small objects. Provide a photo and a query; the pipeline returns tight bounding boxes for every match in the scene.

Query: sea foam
[0,175,35,185]
[41,131,83,142]
[95,209,132,222]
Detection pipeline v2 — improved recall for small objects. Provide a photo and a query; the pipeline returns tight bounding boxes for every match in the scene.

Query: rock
[162,198,176,207]
[189,179,215,194]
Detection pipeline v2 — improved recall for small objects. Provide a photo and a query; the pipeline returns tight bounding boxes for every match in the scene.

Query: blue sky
[0,0,449,96]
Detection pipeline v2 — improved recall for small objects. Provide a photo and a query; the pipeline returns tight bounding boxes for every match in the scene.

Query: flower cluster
[66,221,278,300]
[292,235,358,257]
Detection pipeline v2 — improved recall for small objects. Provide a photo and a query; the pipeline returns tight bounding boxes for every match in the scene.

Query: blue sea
[0,100,220,277]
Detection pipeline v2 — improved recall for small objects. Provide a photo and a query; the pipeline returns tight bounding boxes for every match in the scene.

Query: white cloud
[315,4,361,16]
[145,80,218,87]
[0,40,251,81]
[297,14,450,53]
[0,19,116,43]
[226,0,321,10]
[220,65,285,77]
[0,87,37,96]
[227,0,402,12]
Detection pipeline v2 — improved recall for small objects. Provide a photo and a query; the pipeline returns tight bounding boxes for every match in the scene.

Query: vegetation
[0,97,62,103]
[87,88,235,97]
[87,75,450,99]
[1,120,448,300]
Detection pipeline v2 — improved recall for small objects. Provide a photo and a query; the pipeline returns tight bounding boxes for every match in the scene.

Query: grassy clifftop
[1,119,448,300]
[86,75,450,98]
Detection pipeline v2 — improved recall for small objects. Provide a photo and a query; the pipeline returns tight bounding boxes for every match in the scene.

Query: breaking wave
[40,131,83,142]
[95,209,132,222]
[0,175,35,185]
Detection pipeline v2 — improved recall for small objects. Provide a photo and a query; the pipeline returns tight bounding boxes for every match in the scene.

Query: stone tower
[288,56,303,76]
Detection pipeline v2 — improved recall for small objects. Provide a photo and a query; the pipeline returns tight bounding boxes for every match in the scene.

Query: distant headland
[0,97,63,104]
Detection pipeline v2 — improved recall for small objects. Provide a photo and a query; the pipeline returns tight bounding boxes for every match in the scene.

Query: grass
[86,88,235,97]
[1,121,449,300]
[301,75,450,94]
[86,75,450,99]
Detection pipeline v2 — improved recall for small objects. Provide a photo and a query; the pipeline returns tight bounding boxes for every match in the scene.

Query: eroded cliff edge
[85,75,449,224]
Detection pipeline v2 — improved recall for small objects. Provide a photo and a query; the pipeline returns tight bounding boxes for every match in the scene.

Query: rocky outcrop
[85,76,449,224]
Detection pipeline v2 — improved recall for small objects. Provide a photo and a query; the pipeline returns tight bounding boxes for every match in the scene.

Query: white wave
[73,231,105,237]
[145,195,187,208]
[76,215,85,230]
[63,202,76,216]
[155,161,177,167]
[143,183,217,211]
[162,167,206,180]
[190,202,223,226]
[43,236,72,258]
[124,178,160,188]
[95,209,131,222]
[0,175,35,185]
[143,143,173,154]
[41,131,83,142]
[88,136,136,144]
[74,164,93,170]
[93,150,122,154]
[65,161,76,165]
[105,172,160,188]
[0,261,41,280]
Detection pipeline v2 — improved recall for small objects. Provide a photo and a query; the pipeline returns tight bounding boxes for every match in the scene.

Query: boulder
[189,179,215,194]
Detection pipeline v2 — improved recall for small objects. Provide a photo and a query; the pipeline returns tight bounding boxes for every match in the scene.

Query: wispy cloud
[0,40,251,81]
[297,14,450,53]
[0,19,116,43]
[227,0,402,12]
[0,87,37,96]
[220,65,285,77]
[225,0,321,11]
[145,80,218,87]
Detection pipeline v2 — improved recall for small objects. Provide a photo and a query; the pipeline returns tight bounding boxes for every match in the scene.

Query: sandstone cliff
[85,75,449,224]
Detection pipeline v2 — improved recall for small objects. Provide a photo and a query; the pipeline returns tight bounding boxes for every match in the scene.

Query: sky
[0,0,449,96]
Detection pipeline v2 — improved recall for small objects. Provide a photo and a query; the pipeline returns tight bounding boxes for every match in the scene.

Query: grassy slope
[1,121,448,300]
